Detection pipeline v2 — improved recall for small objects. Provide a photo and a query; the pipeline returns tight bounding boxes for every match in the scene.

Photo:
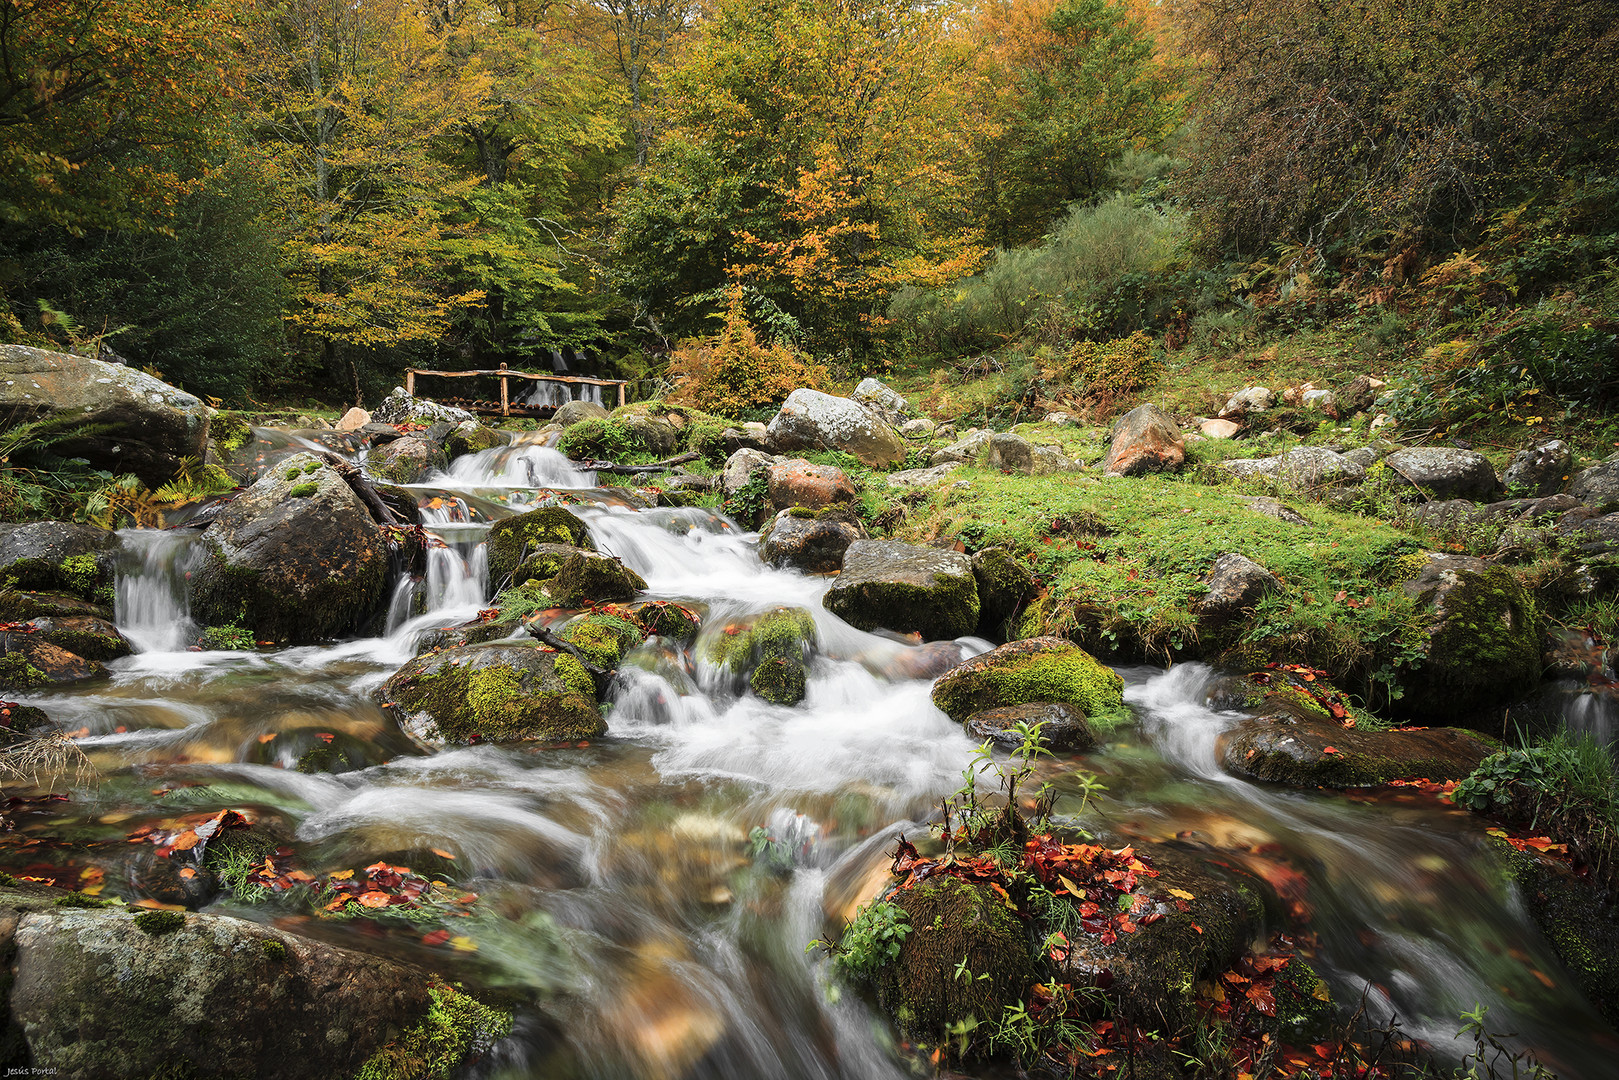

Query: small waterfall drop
[114,529,199,653]
[1565,690,1617,748]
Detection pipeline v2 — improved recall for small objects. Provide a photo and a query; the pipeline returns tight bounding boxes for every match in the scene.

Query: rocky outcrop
[371,388,476,426]
[759,507,866,573]
[1569,455,1619,513]
[970,547,1034,639]
[380,641,604,744]
[722,448,774,495]
[2,884,507,1080]
[1221,447,1366,488]
[1102,403,1184,477]
[823,540,980,641]
[189,453,393,643]
[850,377,912,425]
[1397,553,1540,723]
[766,460,856,511]
[367,434,447,484]
[1219,714,1494,787]
[767,390,906,468]
[0,521,118,599]
[931,636,1124,726]
[700,606,818,705]
[886,462,963,489]
[986,433,1079,475]
[0,344,211,487]
[1382,447,1502,501]
[929,429,991,467]
[1221,387,1274,415]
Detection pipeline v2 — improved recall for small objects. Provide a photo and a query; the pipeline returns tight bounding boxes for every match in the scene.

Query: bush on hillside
[665,285,831,417]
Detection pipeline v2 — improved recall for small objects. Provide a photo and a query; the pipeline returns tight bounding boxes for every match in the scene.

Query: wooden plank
[405,367,626,386]
[500,374,509,417]
[405,370,415,396]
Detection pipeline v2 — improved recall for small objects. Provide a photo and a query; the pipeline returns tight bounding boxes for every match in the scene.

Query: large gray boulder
[5,889,508,1080]
[190,452,393,643]
[1503,440,1570,497]
[553,399,610,427]
[1382,447,1502,501]
[1102,404,1184,477]
[0,344,210,487]
[722,448,774,495]
[767,389,906,468]
[1221,447,1366,488]
[929,429,991,466]
[1569,455,1619,513]
[1199,552,1280,623]
[0,521,119,599]
[851,377,912,425]
[379,641,605,745]
[371,387,476,426]
[986,433,1079,475]
[823,540,979,641]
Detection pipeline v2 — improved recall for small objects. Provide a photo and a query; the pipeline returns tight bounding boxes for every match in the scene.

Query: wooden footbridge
[403,363,628,418]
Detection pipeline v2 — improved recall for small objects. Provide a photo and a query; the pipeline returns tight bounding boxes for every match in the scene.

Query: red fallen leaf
[179,867,197,879]
[1322,746,1340,755]
[1334,590,1348,602]
[421,929,452,947]
[1139,912,1164,925]
[134,898,186,911]
[324,895,354,911]
[357,891,392,908]
[1099,927,1116,945]
[1191,923,1203,934]
[171,830,201,851]
[430,848,455,860]
[456,893,478,904]
[1118,919,1137,933]
[316,733,335,744]
[1246,981,1277,1015]
[1078,901,1101,917]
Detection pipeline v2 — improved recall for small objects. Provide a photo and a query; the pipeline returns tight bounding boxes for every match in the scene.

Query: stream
[10,437,1618,1079]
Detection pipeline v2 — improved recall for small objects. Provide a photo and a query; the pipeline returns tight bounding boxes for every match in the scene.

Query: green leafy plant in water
[1457,1003,1556,1080]
[1452,748,1551,811]
[809,899,911,984]
[747,825,797,875]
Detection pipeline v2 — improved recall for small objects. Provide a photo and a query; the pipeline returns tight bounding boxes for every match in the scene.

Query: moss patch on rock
[628,600,702,641]
[544,551,646,607]
[1399,557,1540,723]
[879,877,1034,1042]
[931,636,1126,728]
[487,506,594,584]
[379,642,604,744]
[559,609,647,669]
[356,984,513,1080]
[702,606,816,706]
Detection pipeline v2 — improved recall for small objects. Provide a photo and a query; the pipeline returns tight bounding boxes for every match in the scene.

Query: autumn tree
[612,0,986,353]
[959,0,1182,247]
[1179,0,1619,258]
[0,0,233,232]
[238,0,490,400]
[568,0,697,168]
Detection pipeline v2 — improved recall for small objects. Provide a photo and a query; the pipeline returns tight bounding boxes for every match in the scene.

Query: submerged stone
[1218,714,1495,787]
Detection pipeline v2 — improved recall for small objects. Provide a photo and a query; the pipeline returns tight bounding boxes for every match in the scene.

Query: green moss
[559,611,646,669]
[545,552,646,607]
[58,554,99,597]
[445,424,505,459]
[261,939,288,962]
[749,657,807,705]
[283,467,302,481]
[703,607,816,673]
[395,651,604,743]
[880,877,1034,1042]
[134,909,186,936]
[1494,838,1619,1025]
[288,482,319,498]
[54,891,114,908]
[932,640,1126,727]
[211,412,254,454]
[38,627,127,662]
[786,505,818,520]
[629,600,702,640]
[355,984,513,1080]
[0,652,46,690]
[296,743,336,774]
[553,653,596,698]
[486,506,593,584]
[1407,564,1539,716]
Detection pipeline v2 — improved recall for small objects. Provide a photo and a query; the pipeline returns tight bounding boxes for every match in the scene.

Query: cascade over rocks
[1102,403,1184,477]
[700,606,817,705]
[931,636,1124,725]
[380,641,604,745]
[766,389,906,468]
[0,344,211,487]
[759,507,866,573]
[1382,447,1502,501]
[189,452,392,643]
[1397,552,1540,724]
[823,540,979,641]
[1219,715,1495,787]
[0,882,505,1080]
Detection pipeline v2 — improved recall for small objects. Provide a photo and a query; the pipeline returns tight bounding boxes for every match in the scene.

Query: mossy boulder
[378,641,604,745]
[367,434,447,484]
[1055,845,1267,1030]
[23,615,132,662]
[1218,714,1494,787]
[542,551,647,607]
[701,606,817,706]
[4,892,507,1080]
[823,540,980,642]
[0,522,119,601]
[487,506,594,585]
[509,542,587,587]
[0,589,111,623]
[0,635,105,689]
[189,452,392,644]
[628,600,702,641]
[1494,838,1619,1026]
[1397,553,1540,724]
[878,876,1035,1042]
[559,609,648,670]
[963,701,1096,752]
[444,421,509,460]
[931,637,1125,727]
[969,547,1034,640]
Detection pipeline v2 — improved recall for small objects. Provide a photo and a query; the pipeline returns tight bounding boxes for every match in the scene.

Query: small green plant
[201,623,256,651]
[1452,748,1550,811]
[724,470,771,527]
[261,938,288,962]
[810,899,911,983]
[1457,1004,1556,1079]
[747,825,797,874]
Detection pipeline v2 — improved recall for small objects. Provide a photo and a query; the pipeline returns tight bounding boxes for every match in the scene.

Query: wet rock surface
[1219,714,1495,787]
[823,540,979,641]
[932,636,1124,724]
[380,641,605,744]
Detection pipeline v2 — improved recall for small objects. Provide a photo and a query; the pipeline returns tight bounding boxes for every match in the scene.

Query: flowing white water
[113,528,200,653]
[7,440,1613,1080]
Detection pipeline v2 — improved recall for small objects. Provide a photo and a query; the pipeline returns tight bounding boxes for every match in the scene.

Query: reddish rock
[1102,404,1185,477]
[767,459,856,511]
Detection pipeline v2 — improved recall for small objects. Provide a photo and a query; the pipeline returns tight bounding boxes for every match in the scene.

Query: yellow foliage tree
[666,285,831,416]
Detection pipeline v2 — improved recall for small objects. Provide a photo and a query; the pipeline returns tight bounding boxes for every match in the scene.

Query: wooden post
[405,370,415,397]
[617,382,626,408]
[499,363,509,417]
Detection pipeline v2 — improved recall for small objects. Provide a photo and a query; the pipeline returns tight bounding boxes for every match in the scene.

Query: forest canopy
[1,0,1614,405]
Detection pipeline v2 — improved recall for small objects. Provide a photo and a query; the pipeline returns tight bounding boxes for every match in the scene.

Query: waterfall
[114,529,200,653]
[1566,691,1617,749]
